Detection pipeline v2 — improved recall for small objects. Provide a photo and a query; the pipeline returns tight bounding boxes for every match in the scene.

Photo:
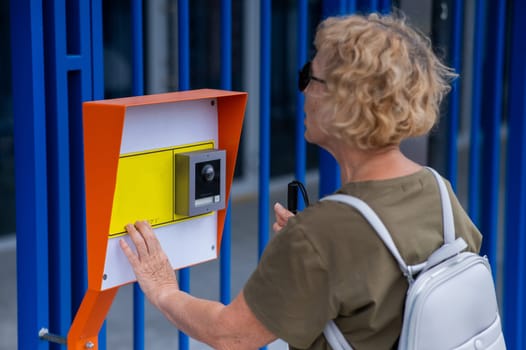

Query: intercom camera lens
[201,164,215,182]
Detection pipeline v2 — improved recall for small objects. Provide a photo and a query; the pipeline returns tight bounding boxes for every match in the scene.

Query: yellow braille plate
[109,141,214,237]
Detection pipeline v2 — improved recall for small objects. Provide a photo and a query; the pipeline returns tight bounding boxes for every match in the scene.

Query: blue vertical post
[368,0,379,12]
[504,1,526,347]
[131,1,145,349]
[69,0,93,340]
[445,0,464,190]
[44,2,74,347]
[178,1,191,349]
[220,201,232,304]
[347,0,357,14]
[479,0,505,273]
[295,0,307,209]
[90,0,104,100]
[220,0,232,305]
[378,0,391,14]
[10,1,50,349]
[467,0,486,226]
[259,0,271,262]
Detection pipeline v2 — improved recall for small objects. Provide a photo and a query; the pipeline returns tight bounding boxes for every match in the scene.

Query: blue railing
[131,1,145,349]
[504,0,526,347]
[10,0,526,349]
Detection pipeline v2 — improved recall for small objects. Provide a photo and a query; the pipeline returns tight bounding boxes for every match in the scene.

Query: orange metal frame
[67,89,247,349]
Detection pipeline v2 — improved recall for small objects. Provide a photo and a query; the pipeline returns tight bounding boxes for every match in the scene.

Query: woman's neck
[330,144,423,184]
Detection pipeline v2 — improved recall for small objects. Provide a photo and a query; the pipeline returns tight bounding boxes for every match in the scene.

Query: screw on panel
[211,100,215,106]
[85,340,95,348]
[211,245,215,250]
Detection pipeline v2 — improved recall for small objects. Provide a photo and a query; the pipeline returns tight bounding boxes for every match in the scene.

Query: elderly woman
[121,13,482,350]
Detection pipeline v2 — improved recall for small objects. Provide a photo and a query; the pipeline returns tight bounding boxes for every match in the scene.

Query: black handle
[287,182,299,214]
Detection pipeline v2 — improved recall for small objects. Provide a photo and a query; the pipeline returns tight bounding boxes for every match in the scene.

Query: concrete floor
[0,179,316,350]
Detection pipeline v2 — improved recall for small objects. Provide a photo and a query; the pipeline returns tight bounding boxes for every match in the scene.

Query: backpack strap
[324,320,354,350]
[321,167,458,280]
[321,168,462,349]
[322,193,414,281]
[425,167,455,244]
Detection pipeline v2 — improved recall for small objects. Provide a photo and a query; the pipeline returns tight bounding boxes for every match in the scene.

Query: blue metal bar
[44,2,73,345]
[220,0,232,90]
[258,2,271,348]
[504,1,526,347]
[64,55,85,70]
[220,202,232,304]
[368,0,379,12]
[220,0,232,305]
[90,0,104,100]
[133,284,145,350]
[317,0,341,15]
[178,0,190,91]
[480,0,505,274]
[347,0,357,14]
[379,0,391,14]
[10,1,50,349]
[132,0,144,96]
[340,0,348,14]
[178,1,191,349]
[467,0,486,226]
[445,0,464,190]
[295,0,307,209]
[70,0,92,340]
[131,1,146,349]
[258,0,271,261]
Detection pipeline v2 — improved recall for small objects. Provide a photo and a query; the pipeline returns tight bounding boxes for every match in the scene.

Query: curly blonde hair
[313,13,457,150]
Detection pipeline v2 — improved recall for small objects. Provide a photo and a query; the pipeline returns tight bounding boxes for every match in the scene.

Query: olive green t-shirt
[244,169,482,350]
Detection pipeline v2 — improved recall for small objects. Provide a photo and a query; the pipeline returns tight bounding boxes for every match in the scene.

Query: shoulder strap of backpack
[425,167,455,244]
[321,193,415,279]
[321,167,456,280]
[321,168,462,350]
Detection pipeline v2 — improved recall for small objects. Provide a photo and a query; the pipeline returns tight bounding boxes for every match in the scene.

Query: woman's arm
[120,221,276,350]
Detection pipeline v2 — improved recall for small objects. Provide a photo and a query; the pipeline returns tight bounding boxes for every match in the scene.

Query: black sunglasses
[298,61,326,92]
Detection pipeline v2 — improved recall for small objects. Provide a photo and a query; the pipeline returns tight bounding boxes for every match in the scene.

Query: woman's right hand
[272,202,294,233]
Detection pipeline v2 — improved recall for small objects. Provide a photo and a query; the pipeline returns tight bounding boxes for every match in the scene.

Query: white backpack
[321,167,506,350]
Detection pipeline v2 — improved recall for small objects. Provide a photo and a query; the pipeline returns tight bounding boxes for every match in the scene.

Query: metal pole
[131,1,145,349]
[10,1,50,349]
[480,0,506,275]
[178,1,191,349]
[220,0,232,305]
[45,0,74,343]
[445,0,464,190]
[295,0,307,209]
[258,0,271,263]
[503,1,526,347]
[467,0,486,226]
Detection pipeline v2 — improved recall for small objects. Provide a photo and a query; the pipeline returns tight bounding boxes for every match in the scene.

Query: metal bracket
[38,328,67,345]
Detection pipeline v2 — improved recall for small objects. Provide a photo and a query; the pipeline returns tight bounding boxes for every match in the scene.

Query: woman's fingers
[120,238,140,267]
[273,202,294,233]
[134,220,162,254]
[125,223,149,259]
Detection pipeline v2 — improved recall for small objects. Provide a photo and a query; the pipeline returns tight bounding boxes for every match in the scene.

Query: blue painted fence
[10,0,526,349]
